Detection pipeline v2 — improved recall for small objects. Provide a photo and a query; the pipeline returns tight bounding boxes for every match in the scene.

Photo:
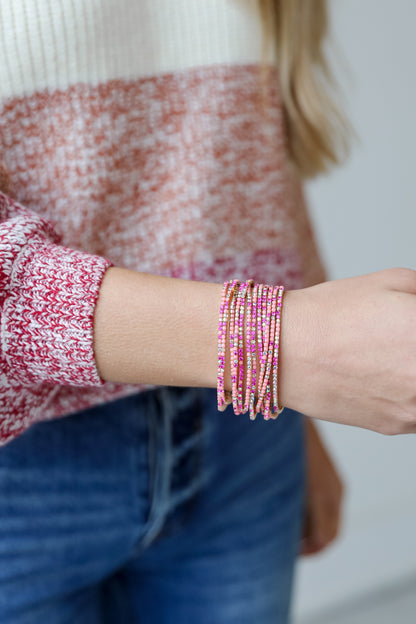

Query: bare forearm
[91,266,416,437]
[93,267,232,391]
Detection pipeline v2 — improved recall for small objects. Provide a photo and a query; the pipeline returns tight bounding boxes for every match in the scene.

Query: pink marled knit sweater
[0,0,327,445]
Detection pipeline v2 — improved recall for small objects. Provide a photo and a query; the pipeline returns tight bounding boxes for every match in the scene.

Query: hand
[279,268,416,435]
[300,418,345,556]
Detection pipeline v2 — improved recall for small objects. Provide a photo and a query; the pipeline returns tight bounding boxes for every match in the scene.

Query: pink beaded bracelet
[229,281,240,414]
[243,279,254,414]
[217,279,238,411]
[217,279,285,421]
[249,283,259,420]
[271,286,285,418]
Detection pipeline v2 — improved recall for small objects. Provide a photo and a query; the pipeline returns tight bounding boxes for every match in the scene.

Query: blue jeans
[0,386,306,623]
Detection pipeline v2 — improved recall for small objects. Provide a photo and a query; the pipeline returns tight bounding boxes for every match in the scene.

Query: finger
[299,509,328,556]
[300,537,324,556]
[326,486,345,542]
[308,494,340,553]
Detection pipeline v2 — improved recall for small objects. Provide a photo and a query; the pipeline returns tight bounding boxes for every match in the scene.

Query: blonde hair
[259,0,352,179]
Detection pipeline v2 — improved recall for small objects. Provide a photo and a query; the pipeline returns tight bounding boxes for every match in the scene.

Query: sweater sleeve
[0,191,113,388]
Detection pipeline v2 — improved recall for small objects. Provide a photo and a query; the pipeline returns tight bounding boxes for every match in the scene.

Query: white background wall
[293,0,416,620]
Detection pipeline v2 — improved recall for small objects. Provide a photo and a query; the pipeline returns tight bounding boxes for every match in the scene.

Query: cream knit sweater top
[0,0,327,445]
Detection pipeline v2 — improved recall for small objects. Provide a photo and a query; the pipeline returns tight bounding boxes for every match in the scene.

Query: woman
[0,1,415,622]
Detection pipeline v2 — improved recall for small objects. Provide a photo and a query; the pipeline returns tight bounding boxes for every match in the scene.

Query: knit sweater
[0,0,327,445]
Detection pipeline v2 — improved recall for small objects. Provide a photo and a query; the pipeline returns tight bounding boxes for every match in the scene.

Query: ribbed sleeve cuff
[1,237,113,386]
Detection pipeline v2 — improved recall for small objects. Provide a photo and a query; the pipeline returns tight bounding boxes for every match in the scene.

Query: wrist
[278,287,323,415]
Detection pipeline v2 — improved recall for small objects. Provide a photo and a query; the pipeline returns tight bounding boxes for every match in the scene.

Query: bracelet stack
[217,280,285,420]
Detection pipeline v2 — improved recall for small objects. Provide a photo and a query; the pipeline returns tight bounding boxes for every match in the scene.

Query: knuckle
[387,267,416,290]
[398,408,416,434]
[382,408,416,436]
[377,419,402,437]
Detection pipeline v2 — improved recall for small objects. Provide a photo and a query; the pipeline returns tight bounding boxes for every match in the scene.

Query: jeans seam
[134,388,172,552]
